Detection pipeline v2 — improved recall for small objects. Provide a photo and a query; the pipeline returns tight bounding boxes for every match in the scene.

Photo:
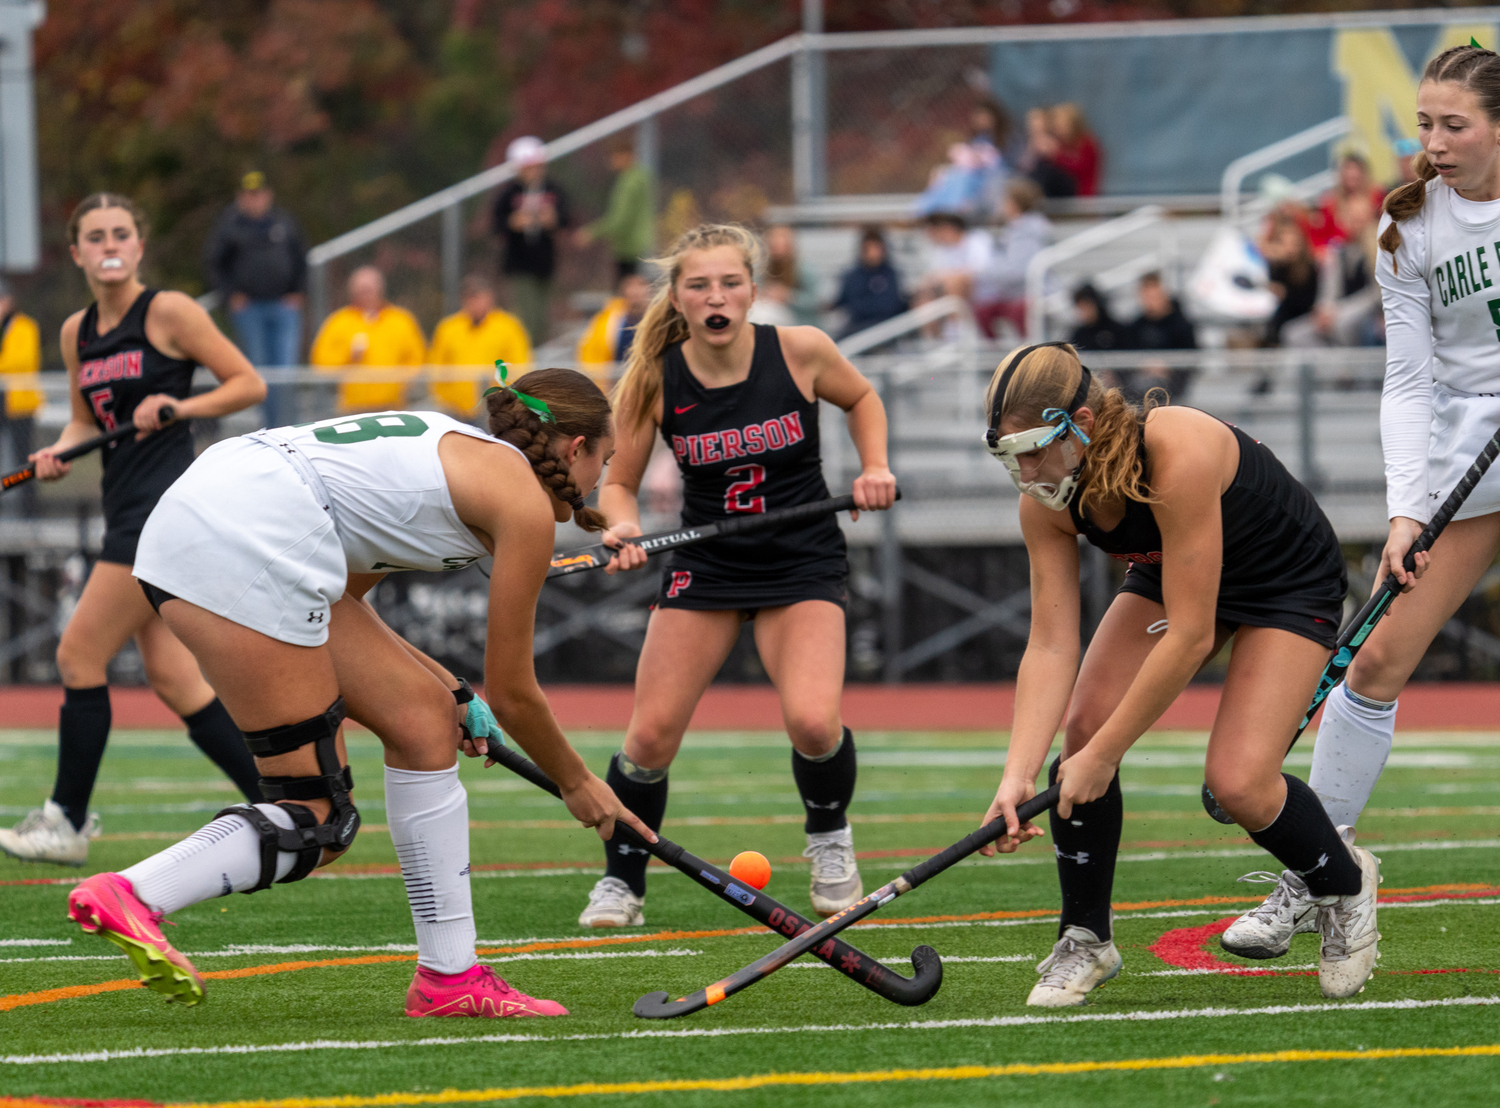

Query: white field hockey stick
[546,490,899,578]
[1202,422,1500,823]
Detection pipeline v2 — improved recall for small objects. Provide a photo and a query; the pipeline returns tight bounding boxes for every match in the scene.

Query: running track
[1,683,1497,730]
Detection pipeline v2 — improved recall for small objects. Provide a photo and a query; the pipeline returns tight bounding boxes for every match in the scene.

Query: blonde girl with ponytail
[578,223,897,928]
[976,343,1378,1008]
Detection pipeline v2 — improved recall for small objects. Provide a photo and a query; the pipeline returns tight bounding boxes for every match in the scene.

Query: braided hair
[485,367,612,532]
[1380,44,1500,270]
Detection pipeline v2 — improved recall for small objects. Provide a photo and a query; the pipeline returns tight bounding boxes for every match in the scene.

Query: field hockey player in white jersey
[1224,42,1500,962]
[63,367,656,1017]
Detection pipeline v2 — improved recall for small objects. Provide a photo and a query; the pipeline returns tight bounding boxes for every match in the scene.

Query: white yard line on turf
[0,938,68,947]
[6,995,1497,1067]
[482,949,701,965]
[787,954,1035,968]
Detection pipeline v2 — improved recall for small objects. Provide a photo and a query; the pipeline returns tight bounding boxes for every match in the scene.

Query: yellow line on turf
[152,1044,1500,1106]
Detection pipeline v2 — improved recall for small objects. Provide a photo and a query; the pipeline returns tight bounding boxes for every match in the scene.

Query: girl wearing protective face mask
[975,343,1378,1009]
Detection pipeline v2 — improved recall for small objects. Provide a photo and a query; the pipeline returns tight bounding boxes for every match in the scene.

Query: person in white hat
[491,136,572,345]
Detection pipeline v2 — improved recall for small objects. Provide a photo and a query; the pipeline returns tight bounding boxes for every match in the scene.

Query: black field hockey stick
[484,743,942,1006]
[632,784,1061,1019]
[1201,423,1500,824]
[0,406,176,493]
[547,490,900,577]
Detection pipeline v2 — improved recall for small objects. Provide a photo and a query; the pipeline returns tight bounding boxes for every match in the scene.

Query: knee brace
[216,698,360,891]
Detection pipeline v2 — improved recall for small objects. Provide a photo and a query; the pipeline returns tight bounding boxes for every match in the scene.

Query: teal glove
[464,695,506,750]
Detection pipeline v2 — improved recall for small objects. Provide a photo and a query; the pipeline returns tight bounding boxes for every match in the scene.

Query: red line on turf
[0,1098,162,1107]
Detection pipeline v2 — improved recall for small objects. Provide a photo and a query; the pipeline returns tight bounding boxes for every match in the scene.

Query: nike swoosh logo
[674,404,698,414]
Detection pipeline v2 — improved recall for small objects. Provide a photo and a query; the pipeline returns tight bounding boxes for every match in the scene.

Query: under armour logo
[803,799,842,810]
[307,611,325,624]
[1054,847,1091,865]
[458,864,470,877]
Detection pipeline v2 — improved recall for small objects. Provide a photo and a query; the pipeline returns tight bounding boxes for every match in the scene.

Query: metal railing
[1024,205,1167,340]
[1220,116,1352,225]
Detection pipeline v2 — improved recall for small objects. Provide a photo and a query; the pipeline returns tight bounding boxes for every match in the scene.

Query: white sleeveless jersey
[1376,180,1500,521]
[267,410,513,574]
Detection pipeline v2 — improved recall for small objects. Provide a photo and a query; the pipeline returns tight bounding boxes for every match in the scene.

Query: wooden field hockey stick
[547,490,900,578]
[484,743,943,1007]
[0,405,176,494]
[1202,422,1500,823]
[632,783,1061,1019]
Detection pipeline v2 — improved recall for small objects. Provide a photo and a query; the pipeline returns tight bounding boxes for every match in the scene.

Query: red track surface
[0,682,1497,731]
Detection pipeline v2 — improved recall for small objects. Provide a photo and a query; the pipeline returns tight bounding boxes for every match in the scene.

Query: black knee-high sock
[1247,774,1361,898]
[1048,755,1122,941]
[603,752,669,897]
[792,727,857,834]
[182,698,263,803]
[51,685,111,831]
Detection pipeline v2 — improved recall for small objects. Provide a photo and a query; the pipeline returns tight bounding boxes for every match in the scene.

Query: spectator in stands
[577,270,652,388]
[1283,193,1382,350]
[1069,283,1128,352]
[426,273,532,416]
[971,178,1052,339]
[1306,151,1385,259]
[492,136,572,345]
[575,137,655,281]
[0,276,42,515]
[204,171,307,426]
[309,266,425,411]
[914,212,994,311]
[1258,212,1319,346]
[1049,103,1102,197]
[832,226,908,340]
[758,224,821,326]
[914,96,1012,222]
[1019,108,1076,199]
[1126,271,1197,401]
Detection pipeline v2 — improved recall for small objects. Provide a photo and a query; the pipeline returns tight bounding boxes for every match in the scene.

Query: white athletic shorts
[1428,382,1500,523]
[133,437,347,647]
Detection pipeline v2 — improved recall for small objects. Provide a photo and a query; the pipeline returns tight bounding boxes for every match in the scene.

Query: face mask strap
[985,343,1093,446]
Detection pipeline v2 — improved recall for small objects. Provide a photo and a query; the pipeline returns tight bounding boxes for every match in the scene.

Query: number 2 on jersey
[89,388,116,432]
[724,464,766,514]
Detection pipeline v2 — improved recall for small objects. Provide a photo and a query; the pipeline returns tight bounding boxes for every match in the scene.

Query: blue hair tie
[1038,407,1091,447]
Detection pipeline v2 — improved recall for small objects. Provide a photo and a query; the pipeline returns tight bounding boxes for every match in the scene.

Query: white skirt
[133,437,347,647]
[1427,381,1500,523]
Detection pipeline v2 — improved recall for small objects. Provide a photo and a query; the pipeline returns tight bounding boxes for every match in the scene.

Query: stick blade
[632,989,708,1019]
[897,945,943,1006]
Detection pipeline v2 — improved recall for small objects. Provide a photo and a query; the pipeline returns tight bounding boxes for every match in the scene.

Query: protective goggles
[983,343,1093,511]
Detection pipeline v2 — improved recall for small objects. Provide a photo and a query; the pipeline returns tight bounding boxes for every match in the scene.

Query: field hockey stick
[0,405,176,493]
[547,490,901,577]
[484,743,942,1006]
[633,783,1061,1019]
[1201,423,1500,824]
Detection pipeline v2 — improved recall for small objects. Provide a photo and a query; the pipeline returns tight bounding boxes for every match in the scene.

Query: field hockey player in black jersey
[975,342,1381,1006]
[0,194,266,868]
[578,223,897,927]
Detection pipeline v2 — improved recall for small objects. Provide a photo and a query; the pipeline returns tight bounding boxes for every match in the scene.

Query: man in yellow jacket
[0,277,42,512]
[426,274,532,415]
[576,271,651,389]
[309,266,425,411]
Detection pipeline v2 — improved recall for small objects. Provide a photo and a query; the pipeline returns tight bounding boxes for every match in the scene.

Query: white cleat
[1317,828,1381,999]
[578,876,645,928]
[0,800,99,866]
[1027,925,1122,1008]
[805,826,863,917]
[1220,870,1320,959]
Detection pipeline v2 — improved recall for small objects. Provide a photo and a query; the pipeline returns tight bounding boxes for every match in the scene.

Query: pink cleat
[67,873,205,1006]
[404,964,569,1018]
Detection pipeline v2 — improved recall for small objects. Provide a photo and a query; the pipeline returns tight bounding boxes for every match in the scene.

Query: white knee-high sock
[1309,683,1396,830]
[386,764,476,976]
[121,805,299,915]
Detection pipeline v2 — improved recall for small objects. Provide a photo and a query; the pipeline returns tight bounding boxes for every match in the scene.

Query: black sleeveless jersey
[77,289,196,527]
[659,324,846,576]
[1068,421,1346,638]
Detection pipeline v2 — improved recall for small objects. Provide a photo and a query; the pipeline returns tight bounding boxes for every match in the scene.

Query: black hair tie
[570,497,586,512]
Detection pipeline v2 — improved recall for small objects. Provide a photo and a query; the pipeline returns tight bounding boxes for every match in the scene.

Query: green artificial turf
[1,725,1497,1106]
